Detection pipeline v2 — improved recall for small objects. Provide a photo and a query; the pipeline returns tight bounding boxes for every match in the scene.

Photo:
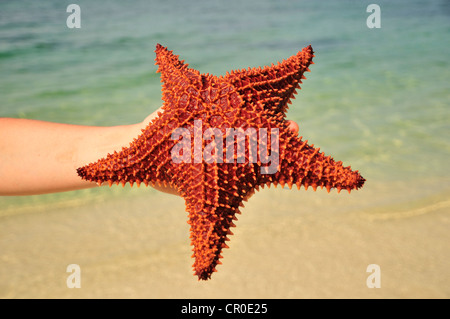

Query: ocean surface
[1,0,448,213]
[0,0,449,298]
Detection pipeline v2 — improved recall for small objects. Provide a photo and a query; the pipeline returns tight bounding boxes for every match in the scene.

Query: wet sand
[0,181,449,298]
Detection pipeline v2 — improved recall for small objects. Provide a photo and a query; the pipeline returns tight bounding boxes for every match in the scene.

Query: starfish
[77,44,365,280]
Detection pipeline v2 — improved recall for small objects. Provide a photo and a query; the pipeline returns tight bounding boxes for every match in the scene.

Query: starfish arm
[76,118,179,188]
[275,133,365,193]
[155,44,205,117]
[179,162,244,280]
[225,45,315,115]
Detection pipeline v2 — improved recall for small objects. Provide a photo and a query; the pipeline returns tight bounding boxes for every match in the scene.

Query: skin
[0,106,299,196]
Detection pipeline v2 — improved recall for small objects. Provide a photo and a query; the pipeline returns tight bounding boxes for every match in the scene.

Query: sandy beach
[1,0,449,300]
[1,179,448,299]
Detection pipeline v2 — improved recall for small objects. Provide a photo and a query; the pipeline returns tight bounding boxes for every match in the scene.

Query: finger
[286,120,299,135]
[152,183,180,196]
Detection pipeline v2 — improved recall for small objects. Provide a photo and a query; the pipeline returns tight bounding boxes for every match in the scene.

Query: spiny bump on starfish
[77,43,365,280]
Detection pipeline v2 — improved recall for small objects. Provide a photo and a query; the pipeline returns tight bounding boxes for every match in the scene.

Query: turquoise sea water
[0,0,449,212]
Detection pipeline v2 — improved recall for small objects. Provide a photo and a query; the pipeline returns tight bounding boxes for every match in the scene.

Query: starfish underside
[77,44,365,280]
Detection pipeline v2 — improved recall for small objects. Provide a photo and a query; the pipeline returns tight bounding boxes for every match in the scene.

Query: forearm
[0,117,148,195]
